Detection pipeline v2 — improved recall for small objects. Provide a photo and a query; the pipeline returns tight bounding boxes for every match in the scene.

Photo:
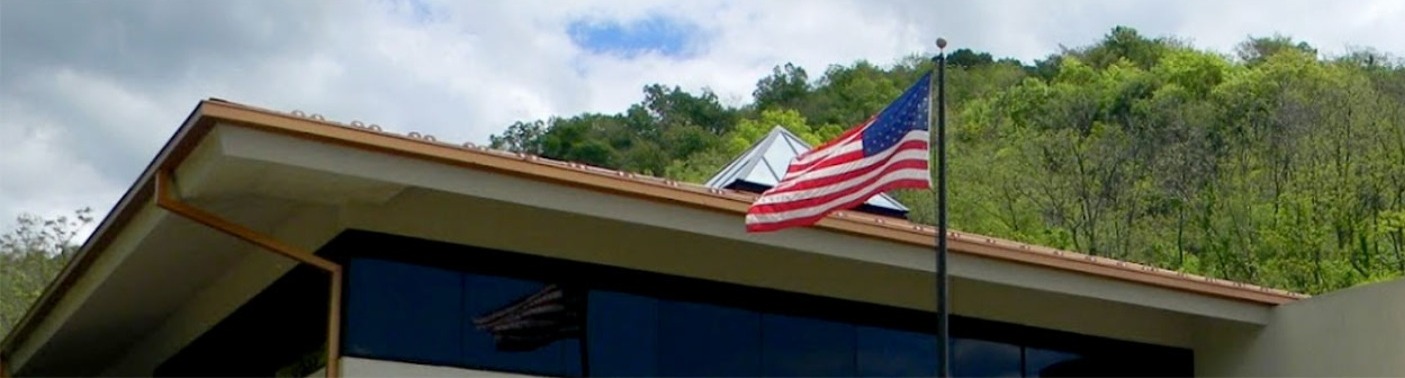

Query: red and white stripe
[745,121,930,232]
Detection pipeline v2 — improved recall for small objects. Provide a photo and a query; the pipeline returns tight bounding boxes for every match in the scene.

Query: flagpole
[931,37,951,378]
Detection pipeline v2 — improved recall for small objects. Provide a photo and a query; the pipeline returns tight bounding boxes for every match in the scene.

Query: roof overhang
[0,100,1307,375]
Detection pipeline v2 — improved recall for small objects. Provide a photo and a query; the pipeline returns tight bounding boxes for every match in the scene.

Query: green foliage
[1071,26,1181,70]
[1154,48,1232,97]
[1235,34,1318,65]
[947,48,995,69]
[494,27,1405,295]
[488,84,739,177]
[1,208,93,339]
[753,63,811,112]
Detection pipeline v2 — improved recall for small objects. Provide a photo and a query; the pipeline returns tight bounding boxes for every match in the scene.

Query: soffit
[193,99,1304,305]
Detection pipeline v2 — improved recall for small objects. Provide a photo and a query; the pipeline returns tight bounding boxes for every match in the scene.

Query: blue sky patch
[378,0,438,23]
[567,15,704,59]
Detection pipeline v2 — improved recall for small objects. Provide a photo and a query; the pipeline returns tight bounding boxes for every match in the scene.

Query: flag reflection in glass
[472,284,587,352]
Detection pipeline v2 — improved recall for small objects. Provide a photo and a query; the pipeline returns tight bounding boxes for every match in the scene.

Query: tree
[753,63,810,112]
[489,120,546,154]
[1234,34,1317,65]
[1,208,93,339]
[947,48,995,69]
[1076,26,1174,70]
[805,61,905,127]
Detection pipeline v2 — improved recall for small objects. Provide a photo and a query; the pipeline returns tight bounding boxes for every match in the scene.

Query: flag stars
[859,72,933,156]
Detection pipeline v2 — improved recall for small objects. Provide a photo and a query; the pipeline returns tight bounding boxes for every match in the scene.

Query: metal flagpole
[931,37,951,378]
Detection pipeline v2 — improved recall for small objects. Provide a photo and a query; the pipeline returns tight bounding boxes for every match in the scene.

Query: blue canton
[861,71,931,156]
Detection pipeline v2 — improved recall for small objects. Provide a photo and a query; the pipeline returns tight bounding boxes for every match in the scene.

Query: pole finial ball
[936,38,948,49]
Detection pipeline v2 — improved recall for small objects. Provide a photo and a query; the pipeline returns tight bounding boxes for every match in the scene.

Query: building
[1,99,1402,377]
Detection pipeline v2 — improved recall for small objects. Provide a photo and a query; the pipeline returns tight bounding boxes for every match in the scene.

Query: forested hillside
[489,27,1405,295]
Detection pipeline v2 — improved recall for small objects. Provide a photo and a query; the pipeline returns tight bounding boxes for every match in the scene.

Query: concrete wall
[1195,278,1405,377]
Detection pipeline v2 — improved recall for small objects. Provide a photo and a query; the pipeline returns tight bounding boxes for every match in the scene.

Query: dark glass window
[462,275,580,376]
[586,290,659,377]
[1024,348,1083,377]
[344,258,462,366]
[656,300,762,377]
[325,230,1194,378]
[953,338,1022,377]
[761,313,856,377]
[855,325,937,377]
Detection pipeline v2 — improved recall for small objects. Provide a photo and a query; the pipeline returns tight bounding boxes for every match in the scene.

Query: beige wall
[341,357,544,378]
[1195,278,1405,377]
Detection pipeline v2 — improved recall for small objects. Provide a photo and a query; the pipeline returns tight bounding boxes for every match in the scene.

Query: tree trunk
[1392,229,1405,274]
[1177,207,1187,267]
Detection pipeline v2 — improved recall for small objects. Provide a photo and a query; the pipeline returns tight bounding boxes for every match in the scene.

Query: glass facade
[331,231,1193,377]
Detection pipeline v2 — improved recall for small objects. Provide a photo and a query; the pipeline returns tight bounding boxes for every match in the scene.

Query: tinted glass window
[656,300,762,377]
[586,290,660,377]
[762,313,856,377]
[1024,348,1083,377]
[344,258,463,366]
[953,338,1022,377]
[462,275,580,376]
[329,232,1194,378]
[855,325,937,377]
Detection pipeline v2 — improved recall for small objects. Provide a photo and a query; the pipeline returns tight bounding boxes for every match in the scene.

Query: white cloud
[2,0,1402,240]
[0,84,125,236]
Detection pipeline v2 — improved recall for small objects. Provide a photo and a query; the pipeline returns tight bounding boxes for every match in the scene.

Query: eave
[0,98,1308,373]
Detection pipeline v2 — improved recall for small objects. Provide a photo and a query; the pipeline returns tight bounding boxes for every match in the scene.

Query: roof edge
[0,99,227,365]
[195,100,1306,305]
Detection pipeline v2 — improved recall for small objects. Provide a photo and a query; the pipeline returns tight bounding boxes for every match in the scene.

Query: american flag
[471,284,585,352]
[746,72,932,232]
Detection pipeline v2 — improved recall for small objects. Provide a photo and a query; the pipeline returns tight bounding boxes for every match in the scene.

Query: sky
[2,0,1403,239]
